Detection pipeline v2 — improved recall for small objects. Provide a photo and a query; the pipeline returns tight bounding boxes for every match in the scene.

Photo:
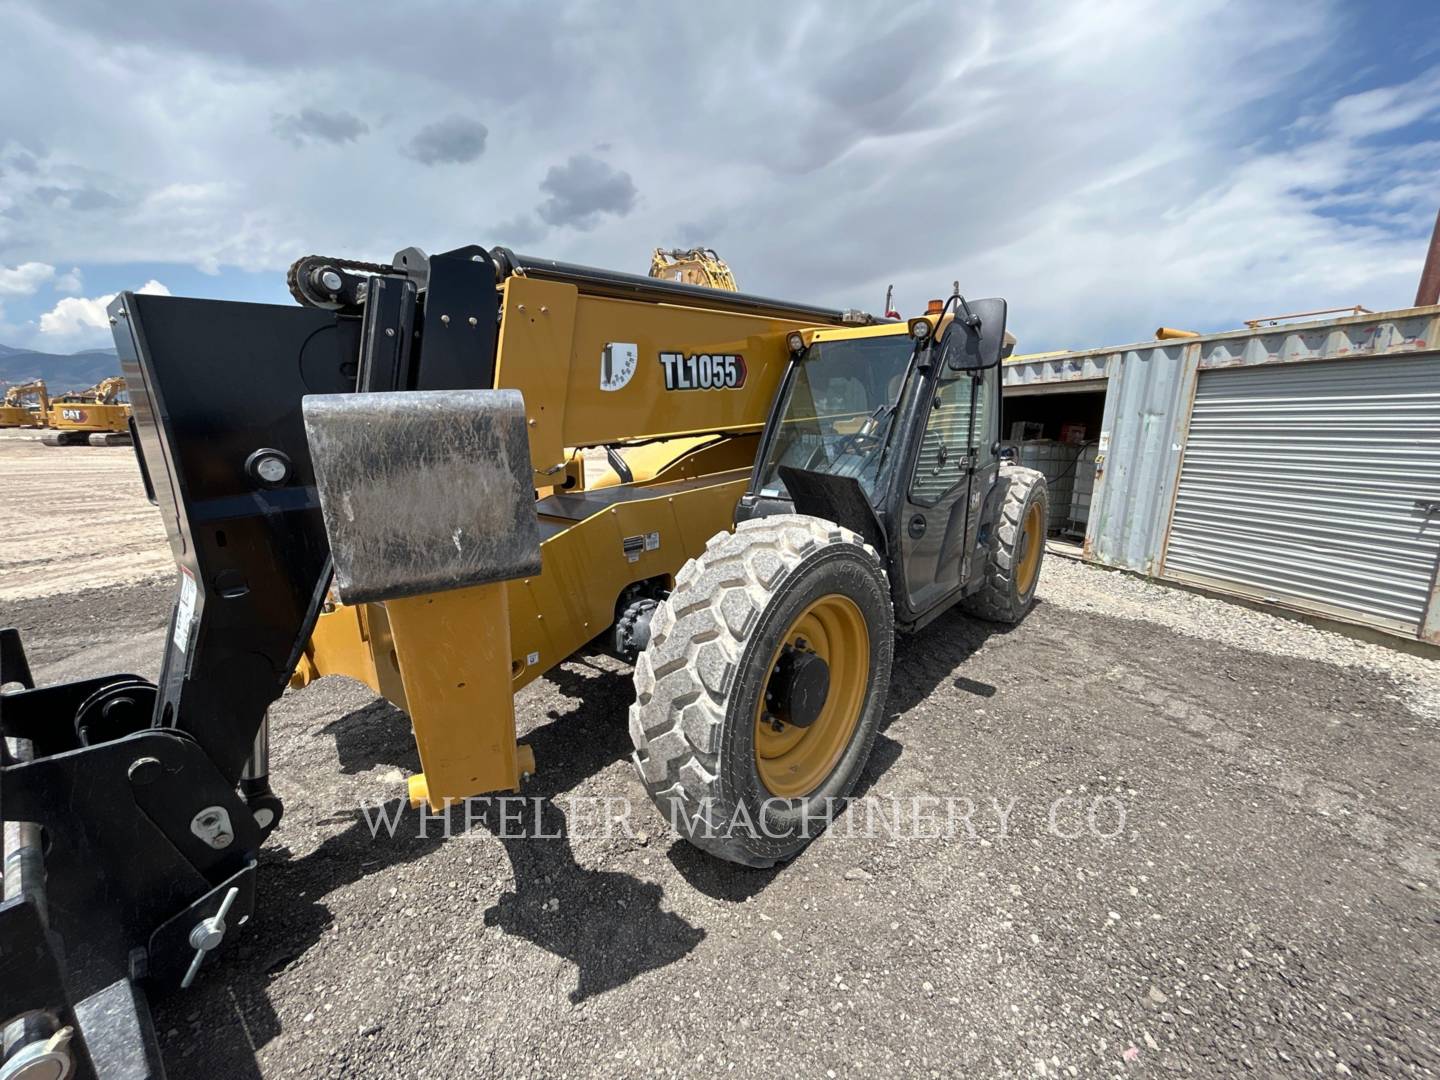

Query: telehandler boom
[0,245,1045,1078]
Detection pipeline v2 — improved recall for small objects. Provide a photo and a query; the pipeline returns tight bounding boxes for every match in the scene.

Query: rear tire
[629,514,894,867]
[961,464,1048,624]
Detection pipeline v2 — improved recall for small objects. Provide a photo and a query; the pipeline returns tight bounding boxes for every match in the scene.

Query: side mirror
[940,297,1008,371]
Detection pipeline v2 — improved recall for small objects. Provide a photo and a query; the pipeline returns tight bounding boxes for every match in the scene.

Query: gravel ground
[1037,557,1440,722]
[7,557,1438,1079]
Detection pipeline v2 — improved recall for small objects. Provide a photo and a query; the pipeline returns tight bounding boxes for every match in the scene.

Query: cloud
[2,1,1438,349]
[491,213,546,248]
[0,261,55,295]
[271,108,370,146]
[31,184,123,211]
[38,279,170,341]
[53,267,82,293]
[536,154,637,230]
[403,116,487,165]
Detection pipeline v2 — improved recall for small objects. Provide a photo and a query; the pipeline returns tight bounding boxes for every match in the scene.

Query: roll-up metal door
[1163,356,1440,637]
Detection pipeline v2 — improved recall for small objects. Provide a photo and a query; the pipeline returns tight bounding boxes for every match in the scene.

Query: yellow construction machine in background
[42,376,132,446]
[0,379,50,427]
[649,246,738,291]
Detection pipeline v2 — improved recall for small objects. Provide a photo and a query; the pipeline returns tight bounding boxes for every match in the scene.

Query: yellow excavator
[0,243,1045,1077]
[41,375,132,446]
[649,246,738,291]
[0,379,50,428]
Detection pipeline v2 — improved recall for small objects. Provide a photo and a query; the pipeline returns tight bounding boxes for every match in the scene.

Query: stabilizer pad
[303,389,542,604]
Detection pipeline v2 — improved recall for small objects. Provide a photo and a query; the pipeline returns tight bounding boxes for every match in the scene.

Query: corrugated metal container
[1162,355,1440,638]
[1003,351,1109,393]
[1084,342,1196,573]
[1005,305,1440,640]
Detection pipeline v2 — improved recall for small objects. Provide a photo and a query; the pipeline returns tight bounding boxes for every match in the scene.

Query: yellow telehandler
[0,245,1045,1077]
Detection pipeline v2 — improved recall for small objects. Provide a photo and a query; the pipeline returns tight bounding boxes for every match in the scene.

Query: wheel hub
[753,593,871,799]
[763,643,830,729]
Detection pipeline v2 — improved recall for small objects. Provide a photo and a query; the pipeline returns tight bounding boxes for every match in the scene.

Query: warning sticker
[173,568,198,653]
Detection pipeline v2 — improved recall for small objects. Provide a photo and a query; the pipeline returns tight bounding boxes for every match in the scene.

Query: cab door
[891,298,1005,624]
[895,370,989,618]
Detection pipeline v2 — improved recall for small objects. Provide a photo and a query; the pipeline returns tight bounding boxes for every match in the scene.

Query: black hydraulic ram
[489,247,862,326]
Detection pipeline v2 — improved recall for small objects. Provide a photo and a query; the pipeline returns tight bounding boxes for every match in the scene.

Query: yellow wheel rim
[1015,500,1044,594]
[753,593,870,799]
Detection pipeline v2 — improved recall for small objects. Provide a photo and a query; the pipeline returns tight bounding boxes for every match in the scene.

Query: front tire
[962,464,1048,624]
[628,514,894,867]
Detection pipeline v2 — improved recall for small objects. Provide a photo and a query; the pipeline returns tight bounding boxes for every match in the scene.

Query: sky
[1,0,1438,355]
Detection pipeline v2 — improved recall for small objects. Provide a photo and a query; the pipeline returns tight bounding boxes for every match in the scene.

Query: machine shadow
[883,602,1032,722]
[324,659,705,1001]
[476,661,707,1003]
[318,696,420,774]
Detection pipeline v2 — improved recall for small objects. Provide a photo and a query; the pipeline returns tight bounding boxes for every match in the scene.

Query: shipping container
[1002,306,1440,642]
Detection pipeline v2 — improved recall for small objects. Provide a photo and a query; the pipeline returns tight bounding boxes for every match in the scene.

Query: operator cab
[753,326,915,503]
[739,297,1014,629]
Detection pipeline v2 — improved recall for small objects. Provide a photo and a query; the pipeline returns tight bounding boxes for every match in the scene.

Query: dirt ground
[0,427,170,600]
[2,437,1439,1079]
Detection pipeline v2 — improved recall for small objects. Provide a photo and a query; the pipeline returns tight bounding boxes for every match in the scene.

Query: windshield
[755,333,914,500]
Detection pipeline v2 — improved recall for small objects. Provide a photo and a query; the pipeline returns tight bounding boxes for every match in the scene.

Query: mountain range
[0,344,123,392]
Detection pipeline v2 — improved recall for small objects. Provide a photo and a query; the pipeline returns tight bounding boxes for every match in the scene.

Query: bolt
[468,316,478,326]
[248,449,291,487]
[318,269,344,292]
[189,920,224,952]
[182,886,239,989]
[440,314,451,325]
[108,316,117,325]
[128,756,162,785]
[385,328,395,337]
